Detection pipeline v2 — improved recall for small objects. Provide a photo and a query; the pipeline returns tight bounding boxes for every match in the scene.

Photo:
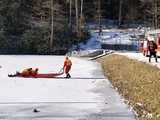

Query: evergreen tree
[0,0,33,36]
[0,0,34,53]
[0,0,159,54]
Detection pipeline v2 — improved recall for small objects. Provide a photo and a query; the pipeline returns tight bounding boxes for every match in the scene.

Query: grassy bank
[98,54,160,120]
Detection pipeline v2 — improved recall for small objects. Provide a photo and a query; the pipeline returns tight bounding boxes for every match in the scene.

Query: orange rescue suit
[21,68,32,77]
[21,68,38,77]
[63,59,72,74]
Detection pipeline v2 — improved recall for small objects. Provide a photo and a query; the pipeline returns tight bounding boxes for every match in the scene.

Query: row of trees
[83,0,160,29]
[0,0,89,54]
[0,0,160,54]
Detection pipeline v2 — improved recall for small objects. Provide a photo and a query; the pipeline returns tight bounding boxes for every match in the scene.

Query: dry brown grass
[98,54,160,120]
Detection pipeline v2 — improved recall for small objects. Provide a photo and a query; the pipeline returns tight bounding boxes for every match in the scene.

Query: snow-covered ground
[116,52,160,68]
[100,31,138,45]
[98,29,143,52]
[79,32,101,50]
[70,32,102,56]
[78,28,143,54]
[0,55,136,120]
[71,29,140,57]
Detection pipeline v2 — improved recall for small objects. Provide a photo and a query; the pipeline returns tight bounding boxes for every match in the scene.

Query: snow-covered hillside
[78,28,144,52]
[79,32,101,50]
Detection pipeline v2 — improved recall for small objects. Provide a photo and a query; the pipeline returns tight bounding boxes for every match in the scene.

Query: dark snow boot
[155,58,158,63]
[33,108,40,113]
[66,73,71,78]
[8,71,20,77]
[8,74,17,77]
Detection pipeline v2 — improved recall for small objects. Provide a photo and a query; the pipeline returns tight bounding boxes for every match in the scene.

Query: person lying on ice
[63,56,72,78]
[9,68,39,77]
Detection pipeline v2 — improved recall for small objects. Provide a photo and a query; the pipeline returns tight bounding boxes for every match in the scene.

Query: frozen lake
[0,55,136,120]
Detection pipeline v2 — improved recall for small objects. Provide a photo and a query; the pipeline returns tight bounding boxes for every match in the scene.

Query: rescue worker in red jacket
[148,41,158,62]
[63,56,72,78]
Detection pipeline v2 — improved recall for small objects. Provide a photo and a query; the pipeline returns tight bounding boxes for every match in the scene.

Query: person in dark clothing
[148,41,158,62]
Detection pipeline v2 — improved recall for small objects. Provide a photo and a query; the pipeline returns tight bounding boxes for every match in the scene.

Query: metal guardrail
[67,49,113,60]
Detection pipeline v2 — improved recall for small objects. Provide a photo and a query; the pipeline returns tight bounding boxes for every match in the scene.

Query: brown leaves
[99,54,160,120]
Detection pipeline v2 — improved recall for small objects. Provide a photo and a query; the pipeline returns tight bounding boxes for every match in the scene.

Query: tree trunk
[80,0,83,37]
[75,0,79,35]
[69,0,72,28]
[154,0,158,29]
[98,0,101,35]
[80,0,83,20]
[50,0,54,52]
[118,0,123,26]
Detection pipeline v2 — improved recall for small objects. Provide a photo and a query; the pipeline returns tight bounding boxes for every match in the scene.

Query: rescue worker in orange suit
[20,68,33,77]
[148,41,158,62]
[9,68,39,77]
[19,68,39,77]
[30,68,39,77]
[63,56,72,78]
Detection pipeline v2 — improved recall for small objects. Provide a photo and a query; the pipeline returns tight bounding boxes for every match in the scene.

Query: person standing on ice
[148,41,158,62]
[63,56,72,78]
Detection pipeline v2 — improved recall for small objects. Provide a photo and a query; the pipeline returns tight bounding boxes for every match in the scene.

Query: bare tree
[118,0,123,26]
[80,0,83,21]
[50,0,54,52]
[98,0,101,35]
[140,0,160,28]
[75,0,79,35]
[79,0,84,37]
[69,0,72,28]
[154,0,158,29]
